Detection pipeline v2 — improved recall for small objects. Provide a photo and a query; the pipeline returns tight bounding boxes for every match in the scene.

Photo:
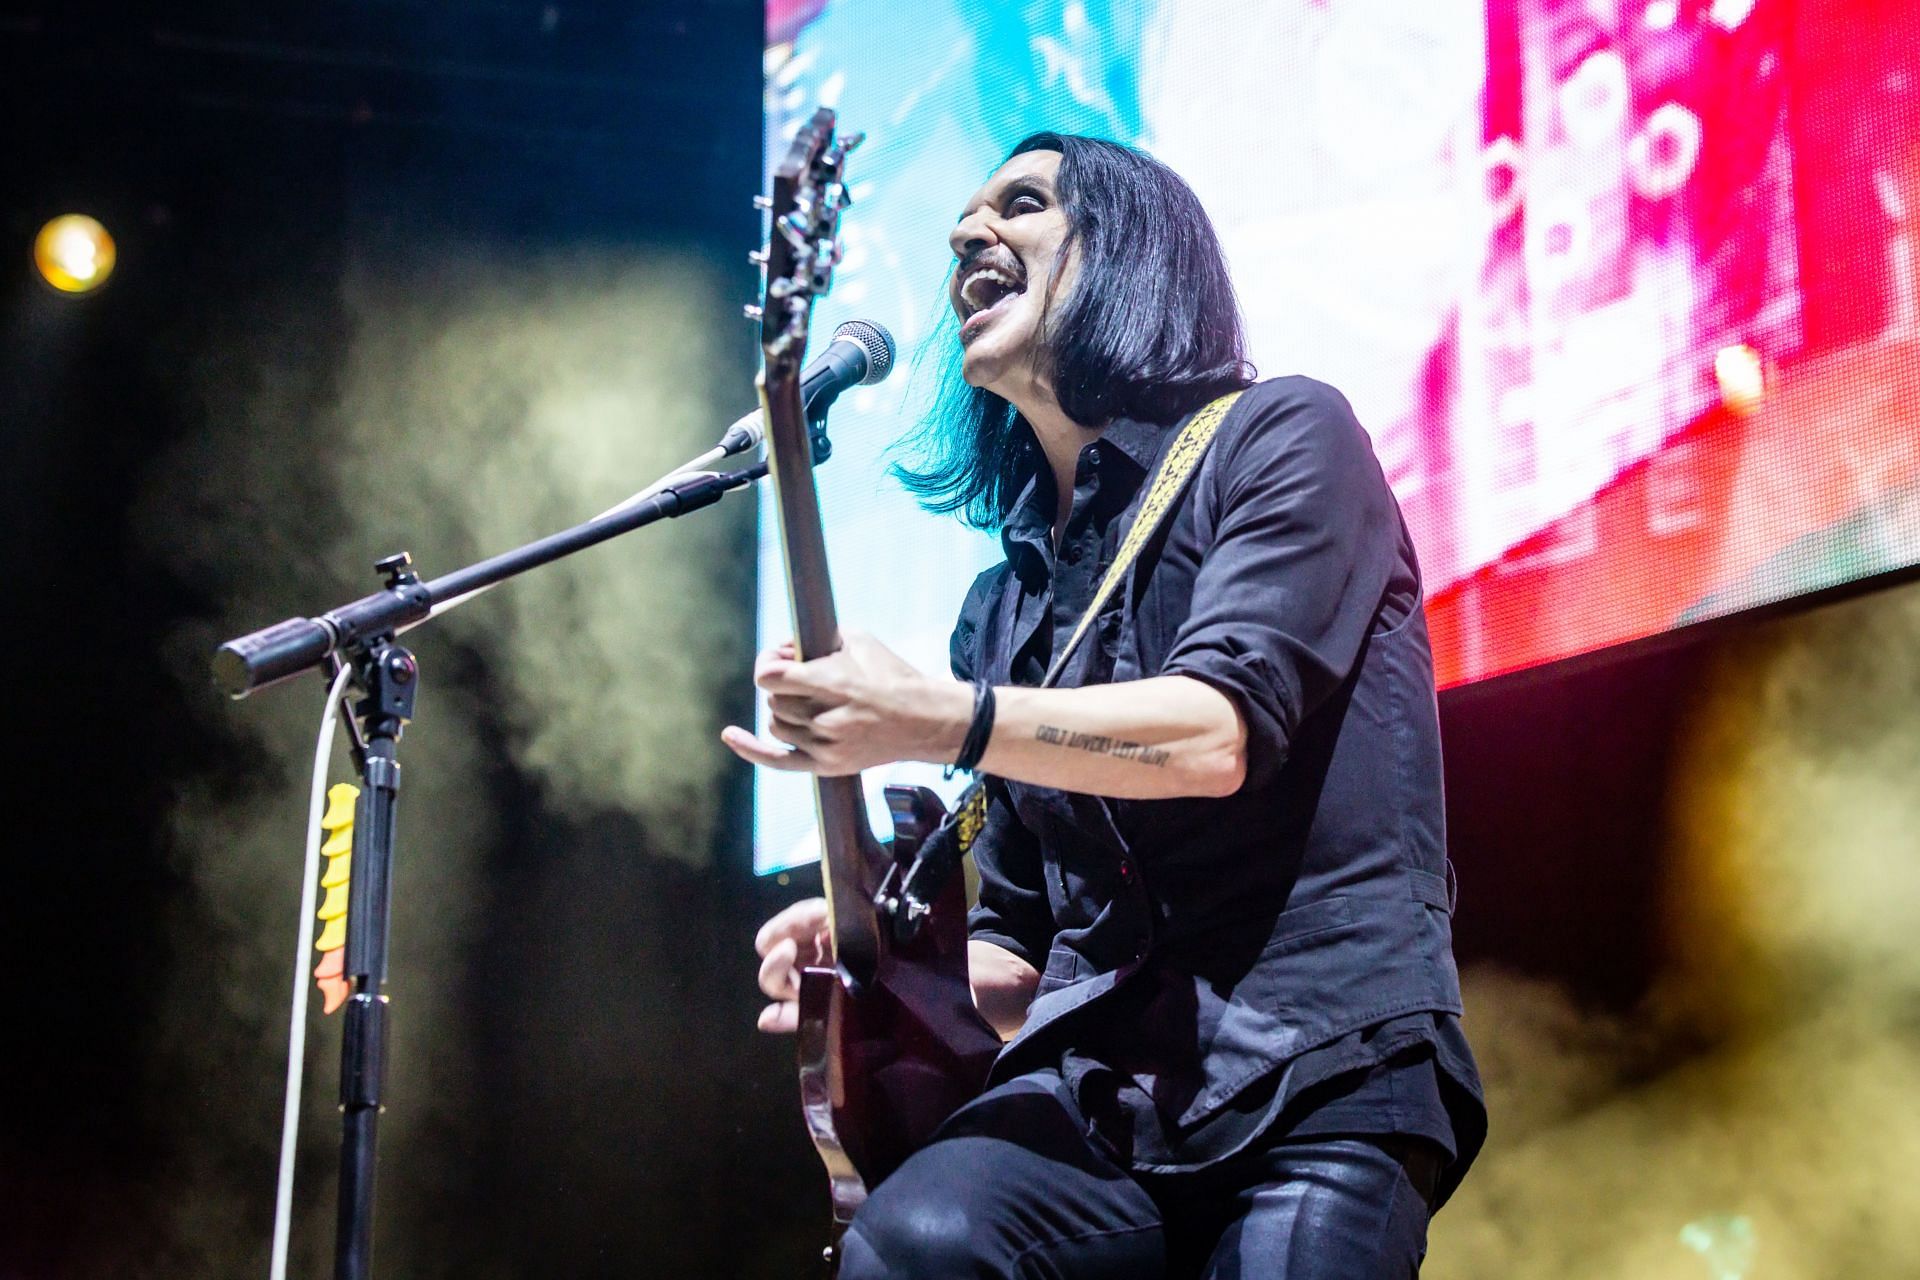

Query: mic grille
[833,319,895,386]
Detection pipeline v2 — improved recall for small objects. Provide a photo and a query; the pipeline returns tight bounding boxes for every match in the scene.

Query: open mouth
[958,261,1027,341]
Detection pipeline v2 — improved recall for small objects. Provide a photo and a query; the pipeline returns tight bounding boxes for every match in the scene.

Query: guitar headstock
[755,107,863,384]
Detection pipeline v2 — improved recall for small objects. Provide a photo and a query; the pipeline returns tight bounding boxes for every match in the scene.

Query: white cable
[592,446,728,520]
[406,445,735,630]
[269,661,358,1280]
[262,440,748,1272]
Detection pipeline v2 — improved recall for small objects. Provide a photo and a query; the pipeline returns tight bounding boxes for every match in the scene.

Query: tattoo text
[1034,724,1171,767]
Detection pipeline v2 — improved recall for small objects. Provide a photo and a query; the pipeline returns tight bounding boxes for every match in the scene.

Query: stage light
[1715,343,1766,415]
[33,214,116,294]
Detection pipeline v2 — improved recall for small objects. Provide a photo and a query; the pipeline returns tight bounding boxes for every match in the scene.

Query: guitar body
[796,788,1001,1253]
[754,111,1000,1273]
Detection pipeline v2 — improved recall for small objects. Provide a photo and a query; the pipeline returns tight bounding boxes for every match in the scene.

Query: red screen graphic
[1418,0,1920,684]
[762,0,1920,694]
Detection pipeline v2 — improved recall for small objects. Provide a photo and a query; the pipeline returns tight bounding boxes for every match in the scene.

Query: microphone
[717,319,894,455]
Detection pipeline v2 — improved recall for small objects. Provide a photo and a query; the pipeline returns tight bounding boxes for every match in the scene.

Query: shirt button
[1117,858,1134,882]
[1086,444,1102,466]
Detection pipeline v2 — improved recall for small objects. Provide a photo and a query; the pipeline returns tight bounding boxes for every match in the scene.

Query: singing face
[948,149,1076,399]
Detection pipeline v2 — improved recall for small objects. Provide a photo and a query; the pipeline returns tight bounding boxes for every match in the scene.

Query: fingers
[757,664,827,698]
[720,725,816,771]
[754,641,826,695]
[756,639,797,666]
[755,929,804,1037]
[754,898,829,1036]
[756,651,847,700]
[757,932,831,999]
[768,692,830,731]
[765,714,822,748]
[769,697,861,748]
[752,646,790,683]
[758,936,800,1001]
[754,897,829,956]
[723,725,860,775]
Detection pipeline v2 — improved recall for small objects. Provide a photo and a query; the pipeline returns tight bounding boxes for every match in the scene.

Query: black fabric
[952,377,1485,1204]
[838,1070,1438,1280]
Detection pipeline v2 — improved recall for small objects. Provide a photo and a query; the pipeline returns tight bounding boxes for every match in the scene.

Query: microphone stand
[215,449,776,1280]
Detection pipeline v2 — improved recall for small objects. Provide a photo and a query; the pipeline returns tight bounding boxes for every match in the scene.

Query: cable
[269,661,357,1280]
[260,431,758,1271]
[592,446,728,520]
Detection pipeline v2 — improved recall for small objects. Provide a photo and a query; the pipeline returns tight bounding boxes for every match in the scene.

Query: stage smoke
[127,245,743,1274]
[1431,581,1920,1279]
[320,250,744,859]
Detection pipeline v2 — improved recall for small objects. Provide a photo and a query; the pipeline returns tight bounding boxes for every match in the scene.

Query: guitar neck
[757,372,885,985]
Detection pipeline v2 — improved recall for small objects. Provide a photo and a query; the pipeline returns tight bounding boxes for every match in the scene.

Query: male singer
[727,132,1484,1278]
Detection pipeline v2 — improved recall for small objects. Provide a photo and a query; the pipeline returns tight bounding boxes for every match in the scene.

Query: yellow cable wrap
[314,782,359,1014]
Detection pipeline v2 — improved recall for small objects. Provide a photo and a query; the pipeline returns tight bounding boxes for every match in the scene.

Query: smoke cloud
[126,245,744,1274]
[321,249,746,859]
[1430,582,1920,1279]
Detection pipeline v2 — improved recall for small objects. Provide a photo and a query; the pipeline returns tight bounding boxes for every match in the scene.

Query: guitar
[753,108,1002,1269]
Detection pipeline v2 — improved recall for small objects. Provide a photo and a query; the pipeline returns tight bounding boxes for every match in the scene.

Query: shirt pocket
[1036,942,1097,998]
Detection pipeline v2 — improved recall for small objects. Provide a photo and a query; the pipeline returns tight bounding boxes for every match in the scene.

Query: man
[723,132,1484,1278]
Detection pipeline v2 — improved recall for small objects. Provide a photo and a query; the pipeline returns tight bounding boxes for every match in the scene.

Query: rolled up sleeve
[1159,379,1400,788]
[949,565,1053,968]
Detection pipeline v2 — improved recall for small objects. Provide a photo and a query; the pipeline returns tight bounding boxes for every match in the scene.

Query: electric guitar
[753,108,1001,1272]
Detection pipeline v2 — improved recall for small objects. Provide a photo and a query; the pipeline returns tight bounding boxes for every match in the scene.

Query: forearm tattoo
[1034,724,1171,767]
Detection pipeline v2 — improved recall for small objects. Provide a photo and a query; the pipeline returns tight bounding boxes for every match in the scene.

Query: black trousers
[838,1072,1439,1280]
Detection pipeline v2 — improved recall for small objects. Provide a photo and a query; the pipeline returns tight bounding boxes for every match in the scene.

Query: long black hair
[892,131,1254,530]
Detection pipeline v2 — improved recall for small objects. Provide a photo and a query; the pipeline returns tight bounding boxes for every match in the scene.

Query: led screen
[756,0,1920,873]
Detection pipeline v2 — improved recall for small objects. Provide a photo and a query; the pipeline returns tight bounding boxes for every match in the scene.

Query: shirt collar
[997,415,1164,571]
[1096,416,1161,476]
[1000,467,1051,571]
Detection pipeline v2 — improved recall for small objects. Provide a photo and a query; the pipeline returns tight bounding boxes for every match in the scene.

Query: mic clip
[711,399,838,466]
[807,410,833,465]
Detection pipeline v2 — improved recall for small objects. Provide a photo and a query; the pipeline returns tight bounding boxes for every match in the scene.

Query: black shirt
[953,377,1485,1203]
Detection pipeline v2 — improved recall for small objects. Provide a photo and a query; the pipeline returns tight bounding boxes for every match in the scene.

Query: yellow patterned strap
[1040,388,1245,689]
[953,388,1245,859]
[954,781,988,856]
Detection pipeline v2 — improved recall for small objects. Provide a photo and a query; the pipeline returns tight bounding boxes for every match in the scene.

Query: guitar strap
[952,387,1245,853]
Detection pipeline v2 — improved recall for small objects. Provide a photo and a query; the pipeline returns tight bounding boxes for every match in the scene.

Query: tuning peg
[748,248,769,267]
[743,303,764,321]
[753,194,773,211]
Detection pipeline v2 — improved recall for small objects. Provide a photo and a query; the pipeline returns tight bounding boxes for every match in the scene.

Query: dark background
[0,2,1872,1275]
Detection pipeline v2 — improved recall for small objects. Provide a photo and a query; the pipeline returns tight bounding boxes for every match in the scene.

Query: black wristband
[948,679,996,776]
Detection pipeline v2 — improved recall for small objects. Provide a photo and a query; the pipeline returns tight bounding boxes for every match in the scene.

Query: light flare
[33,213,117,294]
